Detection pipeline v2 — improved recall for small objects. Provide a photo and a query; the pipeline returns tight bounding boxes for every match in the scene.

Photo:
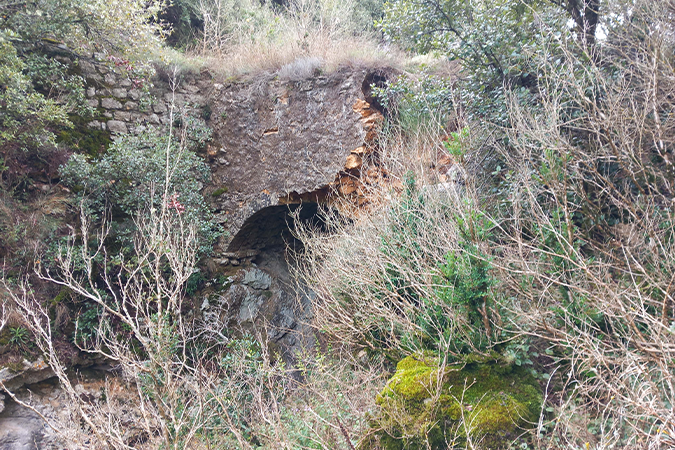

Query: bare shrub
[277,56,324,81]
[0,93,390,450]
[293,109,501,362]
[1,92,226,448]
[483,1,675,447]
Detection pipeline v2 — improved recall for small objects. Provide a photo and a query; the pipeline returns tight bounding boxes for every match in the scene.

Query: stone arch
[226,202,322,255]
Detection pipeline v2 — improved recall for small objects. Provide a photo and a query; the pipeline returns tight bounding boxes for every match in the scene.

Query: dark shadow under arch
[226,203,322,254]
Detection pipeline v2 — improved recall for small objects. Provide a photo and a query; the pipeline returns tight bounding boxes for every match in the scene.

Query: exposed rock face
[200,68,394,357]
[0,369,138,450]
[0,396,51,450]
[0,358,54,413]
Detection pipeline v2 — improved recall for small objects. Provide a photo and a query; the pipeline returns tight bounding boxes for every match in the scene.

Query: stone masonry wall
[76,57,210,136]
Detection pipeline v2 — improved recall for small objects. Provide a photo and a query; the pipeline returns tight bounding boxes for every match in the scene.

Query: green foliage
[74,304,102,345]
[373,73,455,133]
[380,175,427,308]
[60,124,220,255]
[57,112,112,157]
[0,0,165,60]
[24,53,91,116]
[0,0,163,185]
[378,0,567,123]
[193,335,288,446]
[401,209,497,355]
[442,126,469,159]
[185,270,206,296]
[437,238,494,347]
[7,326,30,348]
[0,35,71,153]
[375,175,498,357]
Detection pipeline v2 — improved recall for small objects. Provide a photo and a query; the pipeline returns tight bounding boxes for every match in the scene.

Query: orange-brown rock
[345,154,363,170]
[338,183,358,195]
[352,99,384,144]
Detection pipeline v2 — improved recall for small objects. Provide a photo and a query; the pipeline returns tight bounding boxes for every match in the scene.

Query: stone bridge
[204,68,389,260]
[78,58,389,259]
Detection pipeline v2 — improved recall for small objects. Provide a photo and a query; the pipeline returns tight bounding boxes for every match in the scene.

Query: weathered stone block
[242,268,272,290]
[101,98,123,109]
[79,60,96,74]
[112,88,127,99]
[114,111,131,121]
[107,120,128,133]
[128,124,147,135]
[153,102,167,113]
[164,92,184,104]
[123,101,138,111]
[87,98,99,108]
[187,94,205,105]
[128,89,141,101]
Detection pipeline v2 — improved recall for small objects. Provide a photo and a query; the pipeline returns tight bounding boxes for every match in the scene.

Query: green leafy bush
[0,0,164,185]
[378,0,571,124]
[373,73,456,133]
[7,326,30,348]
[60,124,219,256]
[0,35,70,154]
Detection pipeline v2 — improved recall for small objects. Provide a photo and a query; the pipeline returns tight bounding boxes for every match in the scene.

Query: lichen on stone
[362,353,542,449]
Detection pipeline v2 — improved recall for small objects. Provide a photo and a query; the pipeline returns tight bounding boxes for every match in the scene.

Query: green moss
[365,354,542,449]
[57,111,112,157]
[212,186,229,197]
[0,328,11,346]
[3,360,25,373]
[51,287,73,306]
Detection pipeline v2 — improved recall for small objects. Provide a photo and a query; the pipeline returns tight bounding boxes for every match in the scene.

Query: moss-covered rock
[362,353,542,449]
[57,111,112,157]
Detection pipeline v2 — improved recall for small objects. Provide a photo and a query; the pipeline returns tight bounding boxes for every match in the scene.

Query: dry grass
[195,34,402,80]
[163,0,405,79]
[292,113,491,358]
[487,4,675,446]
